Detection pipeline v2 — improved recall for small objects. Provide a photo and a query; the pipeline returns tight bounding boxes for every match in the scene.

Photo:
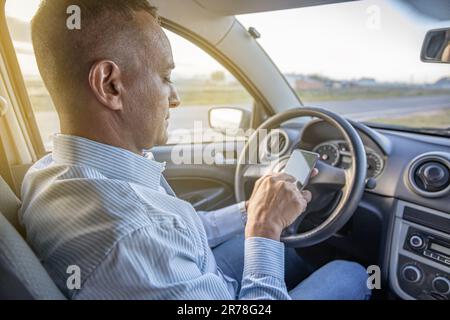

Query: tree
[210,71,226,82]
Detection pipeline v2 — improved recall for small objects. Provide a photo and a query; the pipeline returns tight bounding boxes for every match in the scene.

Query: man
[20,0,371,300]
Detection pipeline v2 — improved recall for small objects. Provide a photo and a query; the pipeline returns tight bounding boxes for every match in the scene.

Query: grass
[298,87,450,103]
[369,109,450,128]
[177,85,252,106]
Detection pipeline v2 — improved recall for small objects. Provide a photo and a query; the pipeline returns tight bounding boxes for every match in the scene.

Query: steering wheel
[235,107,367,248]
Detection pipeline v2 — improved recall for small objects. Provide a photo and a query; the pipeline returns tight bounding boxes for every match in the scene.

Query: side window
[165,30,253,144]
[6,1,58,151]
[5,0,254,150]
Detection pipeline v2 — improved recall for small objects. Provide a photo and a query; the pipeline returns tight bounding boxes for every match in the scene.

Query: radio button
[409,235,424,249]
[432,276,450,295]
[401,265,422,283]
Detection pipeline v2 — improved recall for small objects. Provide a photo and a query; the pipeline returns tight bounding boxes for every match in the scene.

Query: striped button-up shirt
[19,135,289,300]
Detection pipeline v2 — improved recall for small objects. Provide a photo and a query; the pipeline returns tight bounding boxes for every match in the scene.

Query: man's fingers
[310,168,319,178]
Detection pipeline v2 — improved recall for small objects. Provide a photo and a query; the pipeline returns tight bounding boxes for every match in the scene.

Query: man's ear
[88,60,124,111]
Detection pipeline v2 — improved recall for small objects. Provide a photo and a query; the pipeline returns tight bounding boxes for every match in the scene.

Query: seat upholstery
[0,176,65,300]
[0,176,22,234]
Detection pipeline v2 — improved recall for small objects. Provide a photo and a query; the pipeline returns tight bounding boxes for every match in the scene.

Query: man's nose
[169,86,181,109]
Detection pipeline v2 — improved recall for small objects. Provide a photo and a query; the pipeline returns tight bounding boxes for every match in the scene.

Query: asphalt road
[315,94,450,121]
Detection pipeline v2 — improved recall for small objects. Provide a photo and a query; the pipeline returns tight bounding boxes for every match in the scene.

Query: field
[370,109,450,129]
[297,87,450,103]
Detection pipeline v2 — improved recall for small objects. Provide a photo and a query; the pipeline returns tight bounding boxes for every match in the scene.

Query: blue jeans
[213,234,371,300]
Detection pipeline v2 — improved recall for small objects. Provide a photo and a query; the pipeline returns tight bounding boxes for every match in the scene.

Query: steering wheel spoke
[308,160,347,192]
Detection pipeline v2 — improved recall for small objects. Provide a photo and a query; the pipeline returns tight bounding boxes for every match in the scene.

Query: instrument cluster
[313,140,385,179]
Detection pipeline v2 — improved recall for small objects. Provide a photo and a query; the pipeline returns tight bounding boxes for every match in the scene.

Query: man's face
[123,12,180,150]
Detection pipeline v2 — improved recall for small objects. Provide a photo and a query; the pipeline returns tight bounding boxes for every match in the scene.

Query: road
[315,94,450,121]
[35,94,450,149]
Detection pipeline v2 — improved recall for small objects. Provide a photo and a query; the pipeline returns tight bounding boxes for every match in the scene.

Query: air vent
[407,152,450,198]
[264,129,289,159]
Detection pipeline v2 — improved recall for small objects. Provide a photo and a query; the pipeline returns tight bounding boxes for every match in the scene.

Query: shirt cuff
[243,237,285,280]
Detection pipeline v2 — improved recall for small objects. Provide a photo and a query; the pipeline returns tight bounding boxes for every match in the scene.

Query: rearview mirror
[421,28,450,64]
[208,107,251,135]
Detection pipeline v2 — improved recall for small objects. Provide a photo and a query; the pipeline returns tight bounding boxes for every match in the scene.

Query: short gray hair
[31,0,159,110]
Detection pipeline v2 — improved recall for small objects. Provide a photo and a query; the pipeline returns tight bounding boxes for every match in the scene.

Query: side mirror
[421,28,450,64]
[208,107,251,135]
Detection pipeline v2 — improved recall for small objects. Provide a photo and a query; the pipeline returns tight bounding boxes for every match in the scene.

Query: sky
[237,0,450,83]
[5,0,450,84]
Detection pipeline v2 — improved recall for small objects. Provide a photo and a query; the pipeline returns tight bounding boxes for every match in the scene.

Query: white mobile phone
[282,149,319,190]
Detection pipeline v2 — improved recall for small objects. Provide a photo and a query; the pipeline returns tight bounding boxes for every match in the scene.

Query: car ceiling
[193,0,357,15]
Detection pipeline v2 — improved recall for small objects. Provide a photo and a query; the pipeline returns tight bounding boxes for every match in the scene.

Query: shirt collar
[52,134,165,190]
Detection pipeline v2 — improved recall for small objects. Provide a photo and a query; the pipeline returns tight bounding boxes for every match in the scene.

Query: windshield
[238,0,450,132]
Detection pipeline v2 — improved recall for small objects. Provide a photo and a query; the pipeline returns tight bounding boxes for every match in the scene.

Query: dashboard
[289,119,390,182]
[276,117,450,214]
[274,118,450,300]
[312,140,384,179]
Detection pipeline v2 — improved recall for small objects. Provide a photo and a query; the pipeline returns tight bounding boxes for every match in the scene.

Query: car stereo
[404,227,450,267]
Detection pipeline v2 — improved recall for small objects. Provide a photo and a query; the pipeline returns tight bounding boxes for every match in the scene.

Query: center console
[390,201,450,300]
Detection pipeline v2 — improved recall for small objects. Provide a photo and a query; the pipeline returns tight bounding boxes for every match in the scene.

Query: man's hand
[245,169,318,241]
